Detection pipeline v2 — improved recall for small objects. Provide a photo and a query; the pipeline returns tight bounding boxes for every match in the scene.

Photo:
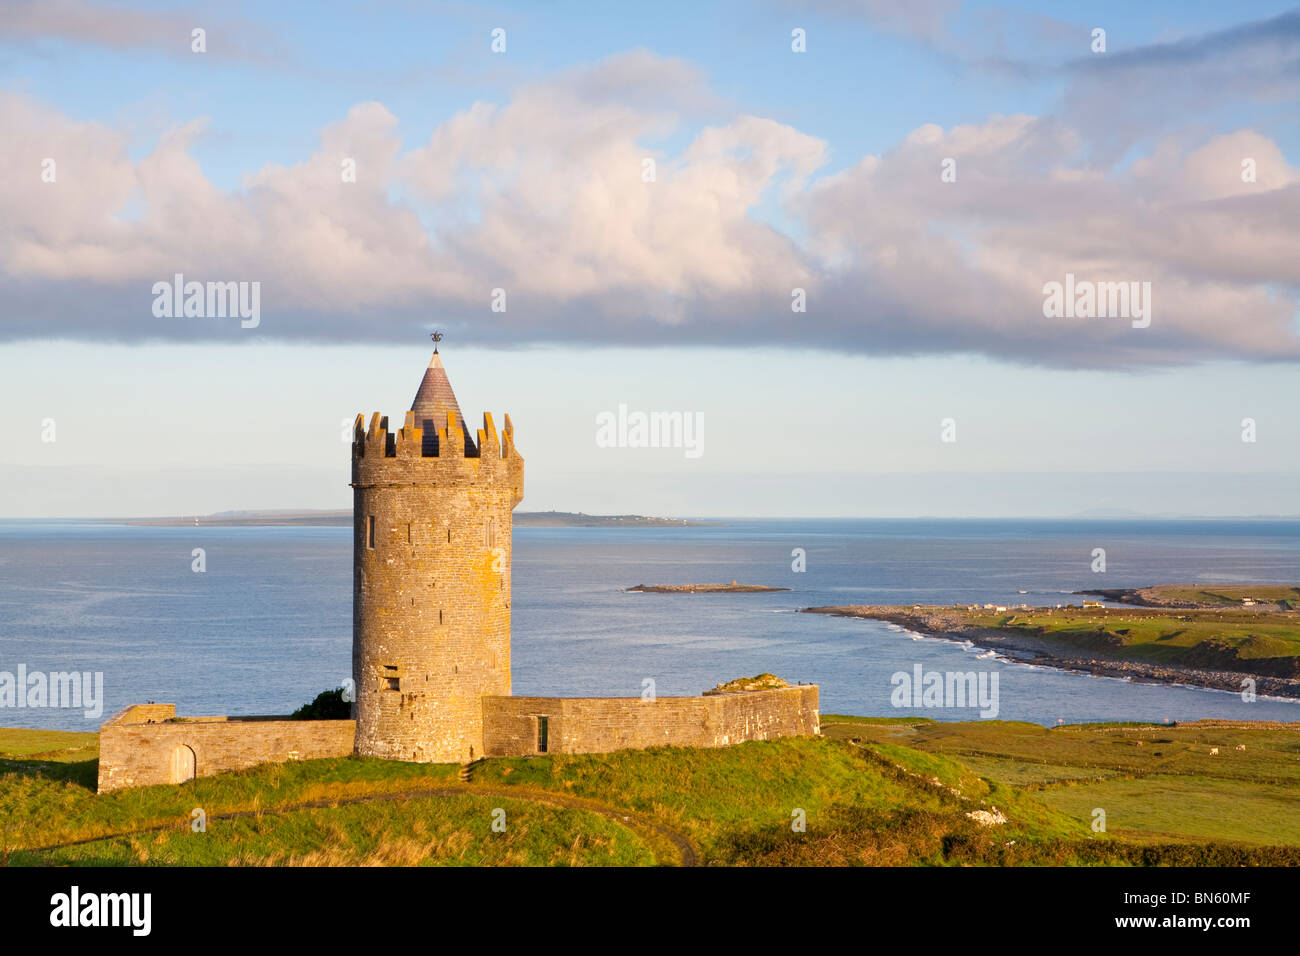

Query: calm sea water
[2,518,1299,731]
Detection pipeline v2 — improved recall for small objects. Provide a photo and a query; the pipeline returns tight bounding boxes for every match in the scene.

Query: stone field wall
[481,685,819,757]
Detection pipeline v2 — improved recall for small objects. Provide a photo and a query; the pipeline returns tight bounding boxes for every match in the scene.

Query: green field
[822,717,1300,849]
[3,721,1299,866]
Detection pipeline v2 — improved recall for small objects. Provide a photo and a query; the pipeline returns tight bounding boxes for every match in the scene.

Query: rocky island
[704,673,791,694]
[628,581,790,594]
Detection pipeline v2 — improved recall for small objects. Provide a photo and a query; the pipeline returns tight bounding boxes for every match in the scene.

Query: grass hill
[3,720,1299,866]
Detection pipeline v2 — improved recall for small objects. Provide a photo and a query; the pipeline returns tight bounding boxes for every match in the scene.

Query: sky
[1,0,1298,517]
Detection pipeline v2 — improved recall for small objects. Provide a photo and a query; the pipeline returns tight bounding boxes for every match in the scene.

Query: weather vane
[430,329,444,352]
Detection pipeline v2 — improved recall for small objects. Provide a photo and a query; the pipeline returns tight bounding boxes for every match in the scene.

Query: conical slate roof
[411,351,463,434]
[411,350,477,456]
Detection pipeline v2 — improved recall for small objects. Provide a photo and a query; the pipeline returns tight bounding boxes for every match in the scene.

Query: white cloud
[0,0,286,61]
[0,50,1297,366]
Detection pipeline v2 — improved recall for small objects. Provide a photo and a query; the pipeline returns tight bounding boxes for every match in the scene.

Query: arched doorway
[169,745,196,784]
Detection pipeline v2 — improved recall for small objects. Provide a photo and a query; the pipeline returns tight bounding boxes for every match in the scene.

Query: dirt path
[22,783,699,866]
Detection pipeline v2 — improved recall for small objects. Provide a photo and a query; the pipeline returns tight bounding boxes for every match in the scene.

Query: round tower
[351,350,524,762]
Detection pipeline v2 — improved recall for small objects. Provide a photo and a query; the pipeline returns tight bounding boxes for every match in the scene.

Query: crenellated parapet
[351,408,524,506]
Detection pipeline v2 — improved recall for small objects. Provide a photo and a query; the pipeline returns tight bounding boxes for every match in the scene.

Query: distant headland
[1075,584,1299,610]
[114,509,713,528]
[802,594,1300,699]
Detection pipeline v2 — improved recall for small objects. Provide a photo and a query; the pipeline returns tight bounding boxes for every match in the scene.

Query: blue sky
[1,1,1298,516]
[11,0,1298,180]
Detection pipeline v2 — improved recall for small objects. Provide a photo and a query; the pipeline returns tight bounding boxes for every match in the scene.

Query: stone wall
[481,685,819,757]
[96,685,818,791]
[97,704,355,792]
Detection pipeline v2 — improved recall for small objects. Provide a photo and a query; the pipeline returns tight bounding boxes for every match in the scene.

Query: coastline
[802,605,1300,701]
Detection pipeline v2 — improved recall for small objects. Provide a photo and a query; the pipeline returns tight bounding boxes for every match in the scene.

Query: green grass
[469,737,964,860]
[821,715,1300,850]
[1033,776,1300,845]
[5,720,1300,866]
[467,735,1143,864]
[0,747,460,855]
[0,727,98,760]
[12,795,653,867]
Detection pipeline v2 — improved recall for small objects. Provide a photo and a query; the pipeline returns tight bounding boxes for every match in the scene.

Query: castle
[97,350,818,791]
[351,349,523,764]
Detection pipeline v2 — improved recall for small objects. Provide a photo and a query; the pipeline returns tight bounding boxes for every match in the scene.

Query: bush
[290,688,352,720]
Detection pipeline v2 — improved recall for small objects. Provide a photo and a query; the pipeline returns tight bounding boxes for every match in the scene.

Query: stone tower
[351,350,524,762]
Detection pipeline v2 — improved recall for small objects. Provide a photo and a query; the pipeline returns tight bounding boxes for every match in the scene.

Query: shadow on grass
[711,806,967,866]
[5,851,143,867]
[0,756,98,790]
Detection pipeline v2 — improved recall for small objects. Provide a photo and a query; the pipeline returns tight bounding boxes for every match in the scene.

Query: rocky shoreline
[801,605,1300,701]
[1073,588,1185,608]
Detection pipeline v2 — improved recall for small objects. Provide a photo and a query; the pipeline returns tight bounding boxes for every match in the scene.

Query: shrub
[290,688,352,720]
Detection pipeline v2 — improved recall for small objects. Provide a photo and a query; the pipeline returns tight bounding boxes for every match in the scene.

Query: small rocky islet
[627,581,790,594]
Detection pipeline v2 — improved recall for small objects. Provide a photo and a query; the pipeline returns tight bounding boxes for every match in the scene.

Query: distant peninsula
[117,509,710,528]
[1075,584,1298,610]
[801,598,1300,699]
[628,582,790,593]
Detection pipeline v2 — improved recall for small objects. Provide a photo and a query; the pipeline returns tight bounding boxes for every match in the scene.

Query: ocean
[2,518,1299,731]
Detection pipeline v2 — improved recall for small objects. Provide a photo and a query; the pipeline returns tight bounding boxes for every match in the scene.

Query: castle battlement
[351,408,523,503]
[352,408,520,461]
